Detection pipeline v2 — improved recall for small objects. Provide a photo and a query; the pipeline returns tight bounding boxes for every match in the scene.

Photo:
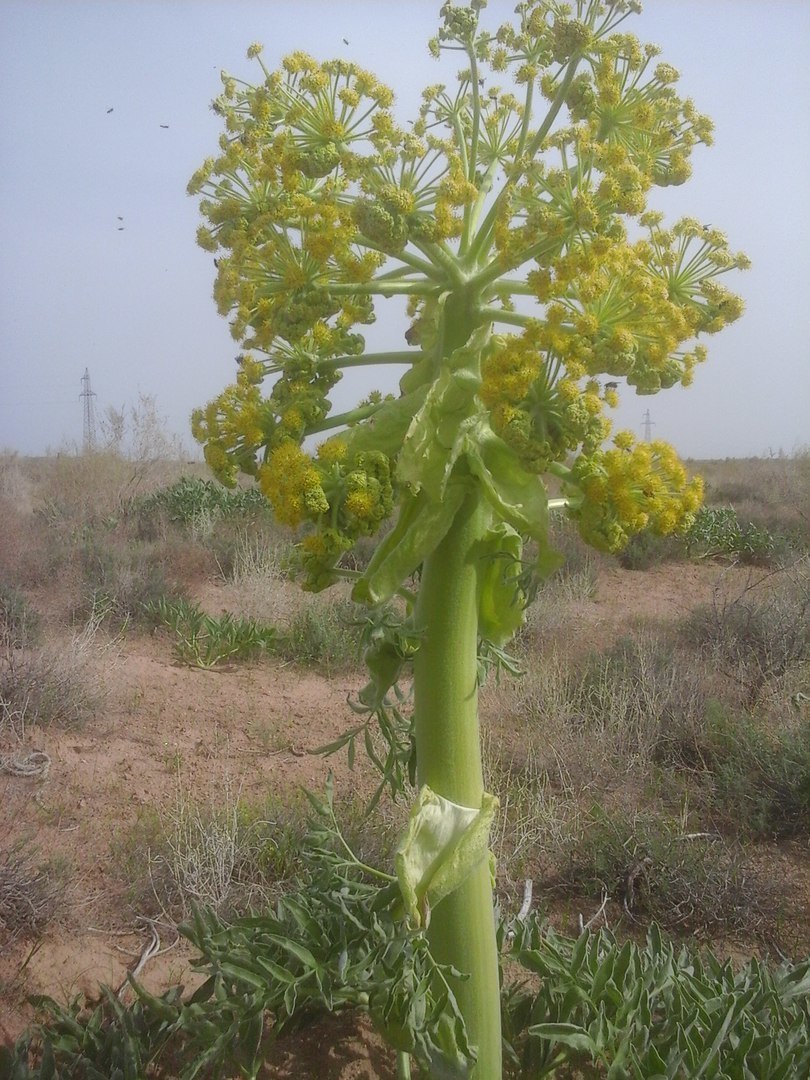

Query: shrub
[0,584,41,648]
[696,452,810,546]
[77,532,185,627]
[276,598,364,674]
[685,505,781,565]
[549,804,776,937]
[0,843,66,944]
[680,560,810,703]
[514,634,709,768]
[699,702,810,839]
[484,737,581,903]
[217,526,294,583]
[126,789,309,919]
[132,477,270,535]
[616,528,686,570]
[0,611,110,731]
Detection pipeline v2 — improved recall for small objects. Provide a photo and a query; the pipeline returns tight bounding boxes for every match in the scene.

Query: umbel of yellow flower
[189,4,746,591]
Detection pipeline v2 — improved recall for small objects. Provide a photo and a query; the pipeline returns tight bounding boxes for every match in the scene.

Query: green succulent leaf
[475,522,525,648]
[343,384,429,461]
[353,482,468,606]
[396,326,490,501]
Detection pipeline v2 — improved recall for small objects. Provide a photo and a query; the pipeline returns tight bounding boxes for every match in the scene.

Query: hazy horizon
[1,1,808,461]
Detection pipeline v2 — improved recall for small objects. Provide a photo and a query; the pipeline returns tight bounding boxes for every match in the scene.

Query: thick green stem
[413,492,502,1080]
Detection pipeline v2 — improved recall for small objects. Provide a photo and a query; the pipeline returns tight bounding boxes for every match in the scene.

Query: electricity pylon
[80,368,97,453]
[642,408,654,442]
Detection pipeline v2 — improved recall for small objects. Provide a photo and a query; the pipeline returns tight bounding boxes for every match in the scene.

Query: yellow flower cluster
[190,318,364,489]
[481,333,613,471]
[515,220,745,395]
[188,52,403,352]
[190,355,269,485]
[584,33,715,189]
[568,434,703,551]
[259,441,328,527]
[257,440,394,590]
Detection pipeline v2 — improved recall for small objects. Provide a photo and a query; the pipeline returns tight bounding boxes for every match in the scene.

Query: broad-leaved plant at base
[189,2,747,1074]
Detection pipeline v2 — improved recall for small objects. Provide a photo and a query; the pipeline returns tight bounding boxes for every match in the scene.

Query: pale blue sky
[1,0,808,460]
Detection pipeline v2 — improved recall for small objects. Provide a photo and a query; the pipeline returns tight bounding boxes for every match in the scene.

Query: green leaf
[217,961,268,991]
[254,956,296,985]
[353,484,467,606]
[396,326,489,502]
[474,522,525,648]
[263,933,320,970]
[311,724,365,757]
[528,1021,596,1053]
[464,425,539,531]
[570,930,590,976]
[345,385,429,460]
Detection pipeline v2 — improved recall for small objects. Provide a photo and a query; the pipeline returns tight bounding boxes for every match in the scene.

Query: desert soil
[1,561,807,1076]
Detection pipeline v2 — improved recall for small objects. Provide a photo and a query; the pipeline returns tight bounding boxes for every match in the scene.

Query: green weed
[685,505,780,565]
[145,597,277,668]
[133,476,269,533]
[504,921,810,1078]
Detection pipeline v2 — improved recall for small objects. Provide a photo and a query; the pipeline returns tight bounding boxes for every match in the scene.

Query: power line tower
[80,367,97,453]
[641,408,654,442]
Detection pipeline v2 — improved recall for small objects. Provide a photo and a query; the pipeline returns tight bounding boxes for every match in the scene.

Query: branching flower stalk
[190,2,747,1074]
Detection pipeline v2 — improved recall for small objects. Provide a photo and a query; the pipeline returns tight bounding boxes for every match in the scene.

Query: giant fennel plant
[189,2,747,1074]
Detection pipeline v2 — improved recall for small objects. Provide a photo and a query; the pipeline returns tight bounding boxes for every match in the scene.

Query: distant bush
[616,529,686,570]
[697,452,810,536]
[680,561,810,703]
[528,634,708,767]
[685,505,780,565]
[697,702,810,839]
[276,598,364,674]
[0,613,109,732]
[77,534,183,627]
[133,477,269,534]
[549,803,775,936]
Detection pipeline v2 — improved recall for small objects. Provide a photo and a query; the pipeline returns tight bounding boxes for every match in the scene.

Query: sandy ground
[1,560,807,1075]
